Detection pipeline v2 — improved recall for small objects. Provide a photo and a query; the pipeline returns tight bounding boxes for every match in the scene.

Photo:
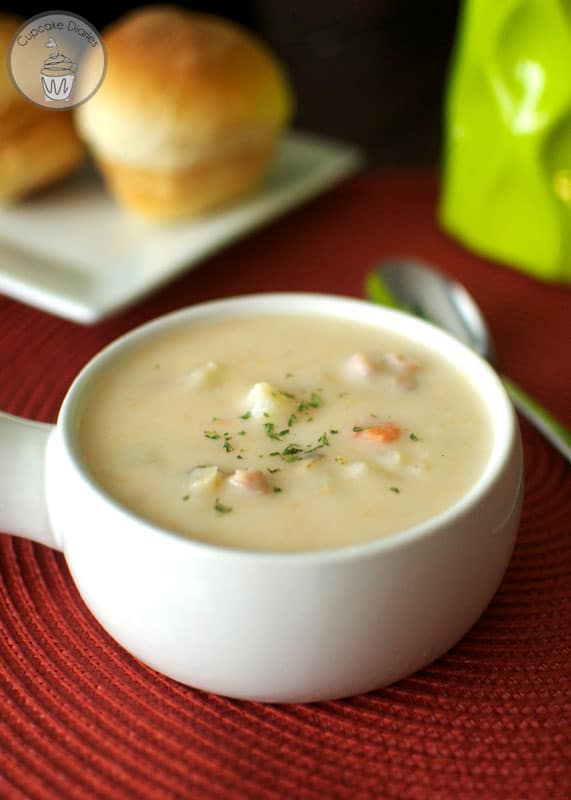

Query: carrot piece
[354,422,401,444]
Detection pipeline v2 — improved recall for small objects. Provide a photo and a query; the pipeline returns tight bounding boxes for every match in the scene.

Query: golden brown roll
[75,6,294,220]
[0,14,84,202]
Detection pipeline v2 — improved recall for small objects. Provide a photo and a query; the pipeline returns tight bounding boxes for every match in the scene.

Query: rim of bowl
[60,292,518,564]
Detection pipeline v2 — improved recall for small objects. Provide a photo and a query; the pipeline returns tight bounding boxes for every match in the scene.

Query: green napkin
[440,0,571,283]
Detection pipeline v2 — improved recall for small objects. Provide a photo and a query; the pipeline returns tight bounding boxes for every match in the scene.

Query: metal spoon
[366,258,571,463]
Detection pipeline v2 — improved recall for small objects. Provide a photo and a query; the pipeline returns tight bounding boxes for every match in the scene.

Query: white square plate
[0,132,362,324]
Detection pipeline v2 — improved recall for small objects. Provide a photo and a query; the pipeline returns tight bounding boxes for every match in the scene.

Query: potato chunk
[188,466,224,494]
[341,461,370,478]
[186,361,222,389]
[244,382,295,420]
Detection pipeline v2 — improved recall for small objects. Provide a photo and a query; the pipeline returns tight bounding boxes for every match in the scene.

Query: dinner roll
[75,6,294,220]
[0,14,84,202]
[0,13,21,116]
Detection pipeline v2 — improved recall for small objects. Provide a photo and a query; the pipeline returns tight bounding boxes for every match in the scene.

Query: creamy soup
[79,314,492,552]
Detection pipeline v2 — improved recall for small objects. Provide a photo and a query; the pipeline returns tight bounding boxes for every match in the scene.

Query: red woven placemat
[1,171,570,800]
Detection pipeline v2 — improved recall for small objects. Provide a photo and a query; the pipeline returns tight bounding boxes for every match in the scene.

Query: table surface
[1,171,570,800]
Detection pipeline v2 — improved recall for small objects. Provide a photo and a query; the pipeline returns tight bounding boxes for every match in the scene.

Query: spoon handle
[502,377,571,464]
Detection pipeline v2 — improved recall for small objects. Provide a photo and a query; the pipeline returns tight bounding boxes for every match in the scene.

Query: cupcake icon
[41,37,77,102]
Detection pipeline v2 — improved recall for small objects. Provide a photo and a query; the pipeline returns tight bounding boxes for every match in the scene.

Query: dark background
[6,1,461,165]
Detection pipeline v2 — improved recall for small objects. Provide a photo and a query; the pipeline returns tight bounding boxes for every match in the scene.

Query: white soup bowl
[0,294,523,702]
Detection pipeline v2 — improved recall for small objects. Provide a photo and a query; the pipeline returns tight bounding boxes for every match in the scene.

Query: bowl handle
[0,412,60,550]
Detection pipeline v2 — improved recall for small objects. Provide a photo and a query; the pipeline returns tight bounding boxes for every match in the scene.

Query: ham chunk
[345,353,379,379]
[384,353,419,389]
[344,352,420,389]
[229,469,270,494]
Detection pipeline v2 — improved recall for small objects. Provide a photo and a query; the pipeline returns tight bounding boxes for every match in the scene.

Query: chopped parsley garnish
[273,487,283,493]
[283,444,303,455]
[223,441,233,452]
[214,500,232,514]
[270,431,333,462]
[264,423,290,441]
[236,454,243,460]
[352,425,366,432]
[288,414,297,427]
[270,451,280,457]
[281,391,295,400]
[297,392,322,413]
[370,413,378,418]
[238,430,246,436]
[267,468,280,474]
[212,416,220,421]
[285,373,294,378]
[335,457,346,464]
[264,422,281,440]
[280,444,304,462]
[182,494,190,501]
[409,432,420,442]
[263,412,270,418]
[204,430,221,440]
[390,486,400,494]
[240,411,251,420]
[330,429,339,435]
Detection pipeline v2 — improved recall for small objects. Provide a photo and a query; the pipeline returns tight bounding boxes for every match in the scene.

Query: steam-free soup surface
[79,314,492,552]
